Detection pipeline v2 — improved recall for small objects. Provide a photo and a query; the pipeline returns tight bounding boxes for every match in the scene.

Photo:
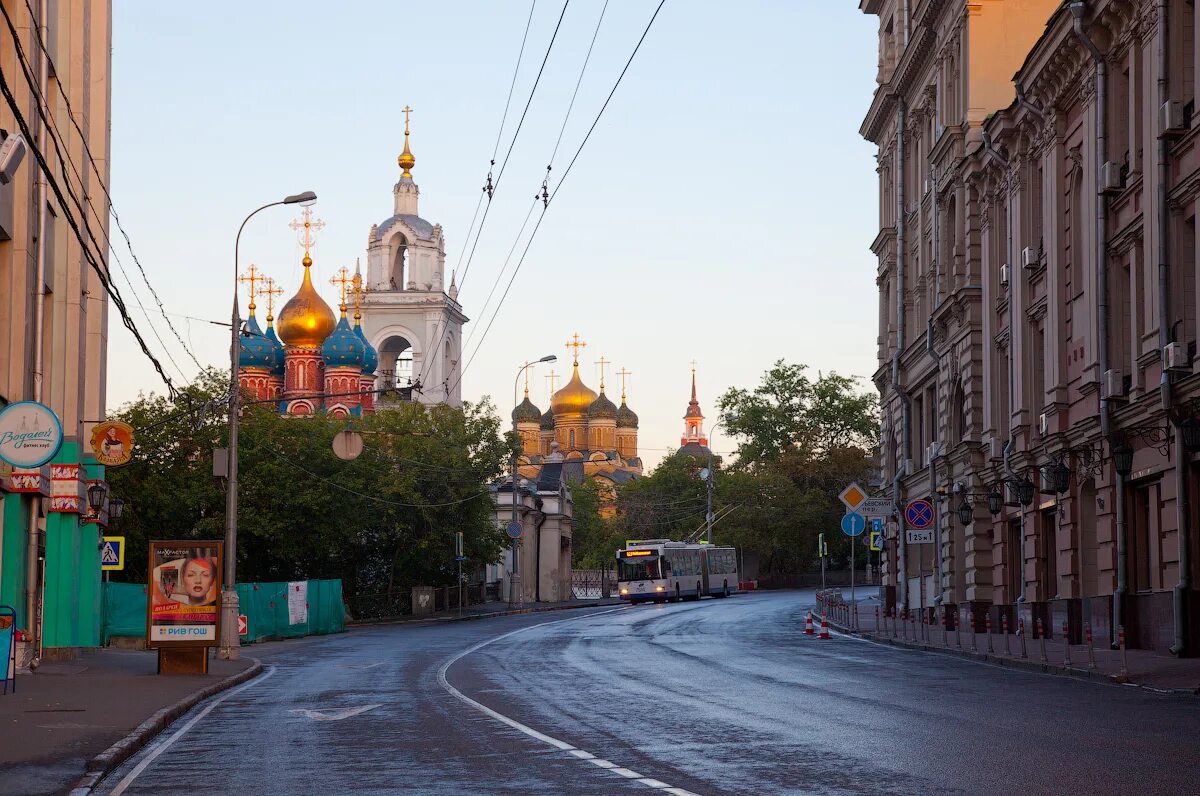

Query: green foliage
[105,370,509,597]
[570,479,620,569]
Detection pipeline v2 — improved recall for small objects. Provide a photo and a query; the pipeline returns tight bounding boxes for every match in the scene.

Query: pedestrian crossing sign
[100,536,125,571]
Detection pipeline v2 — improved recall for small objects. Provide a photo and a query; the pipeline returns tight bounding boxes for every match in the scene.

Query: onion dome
[322,310,367,368]
[588,390,617,420]
[551,363,598,416]
[513,394,542,423]
[540,406,555,430]
[238,314,276,369]
[264,321,286,376]
[277,253,337,348]
[617,400,639,428]
[354,324,378,375]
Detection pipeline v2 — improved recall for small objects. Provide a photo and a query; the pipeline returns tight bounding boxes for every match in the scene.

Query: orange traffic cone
[805,612,815,635]
[819,616,831,639]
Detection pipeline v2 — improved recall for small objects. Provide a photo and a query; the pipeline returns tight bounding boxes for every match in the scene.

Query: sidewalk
[816,597,1200,694]
[0,649,255,796]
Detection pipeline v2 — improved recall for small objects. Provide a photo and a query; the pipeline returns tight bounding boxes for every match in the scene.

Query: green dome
[540,407,555,431]
[513,395,542,423]
[588,390,617,420]
[617,400,639,428]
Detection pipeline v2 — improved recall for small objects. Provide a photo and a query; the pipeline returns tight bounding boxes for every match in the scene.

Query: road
[91,590,1200,795]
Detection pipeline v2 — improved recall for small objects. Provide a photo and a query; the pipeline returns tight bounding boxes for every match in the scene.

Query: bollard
[970,609,978,652]
[819,616,831,640]
[1063,621,1072,667]
[956,607,963,649]
[986,613,994,654]
[1037,618,1048,662]
[1086,622,1096,669]
[1019,619,1028,658]
[875,606,880,634]
[1002,614,1011,656]
[804,612,815,636]
[943,610,950,647]
[854,603,859,631]
[1117,625,1129,680]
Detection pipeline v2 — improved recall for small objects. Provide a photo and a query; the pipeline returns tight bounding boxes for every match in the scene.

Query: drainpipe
[927,166,944,606]
[25,0,50,667]
[1015,80,1045,124]
[1071,2,1124,645]
[893,99,911,611]
[533,496,547,603]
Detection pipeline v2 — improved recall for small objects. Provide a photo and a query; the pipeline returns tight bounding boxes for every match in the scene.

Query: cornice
[860,85,896,143]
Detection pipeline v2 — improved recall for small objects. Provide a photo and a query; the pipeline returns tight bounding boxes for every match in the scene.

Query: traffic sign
[870,517,884,534]
[858,497,893,517]
[100,536,124,571]
[238,614,248,636]
[869,530,884,551]
[905,499,934,529]
[841,511,866,537]
[506,521,522,539]
[839,482,867,511]
[906,529,935,544]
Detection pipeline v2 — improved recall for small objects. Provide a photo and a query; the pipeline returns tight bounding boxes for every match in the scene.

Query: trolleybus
[616,540,739,604]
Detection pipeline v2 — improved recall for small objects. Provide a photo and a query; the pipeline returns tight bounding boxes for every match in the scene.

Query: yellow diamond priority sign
[839,482,867,512]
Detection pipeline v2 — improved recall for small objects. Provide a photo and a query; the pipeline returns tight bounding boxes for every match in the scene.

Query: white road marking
[288,704,381,721]
[106,665,276,796]
[437,605,703,795]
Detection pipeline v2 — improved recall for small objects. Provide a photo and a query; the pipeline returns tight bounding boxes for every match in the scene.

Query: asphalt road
[90,591,1200,795]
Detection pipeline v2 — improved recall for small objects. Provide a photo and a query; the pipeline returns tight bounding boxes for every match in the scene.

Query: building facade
[863,0,1200,654]
[489,461,575,604]
[1,0,114,664]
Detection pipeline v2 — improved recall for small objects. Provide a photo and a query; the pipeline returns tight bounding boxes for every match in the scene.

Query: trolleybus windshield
[617,556,661,582]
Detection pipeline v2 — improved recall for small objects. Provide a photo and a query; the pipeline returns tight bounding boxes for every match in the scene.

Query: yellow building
[513,335,641,515]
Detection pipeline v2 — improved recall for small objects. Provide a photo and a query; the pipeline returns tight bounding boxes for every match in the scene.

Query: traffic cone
[819,616,831,639]
[805,612,815,635]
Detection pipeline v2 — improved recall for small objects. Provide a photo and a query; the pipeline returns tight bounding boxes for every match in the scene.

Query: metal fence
[571,569,616,599]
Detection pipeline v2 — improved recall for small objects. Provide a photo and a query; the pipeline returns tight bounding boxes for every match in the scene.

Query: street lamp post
[510,355,556,609]
[219,191,316,661]
[705,416,737,544]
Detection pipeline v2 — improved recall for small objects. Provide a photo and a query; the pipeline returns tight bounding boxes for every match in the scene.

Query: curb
[347,599,624,627]
[826,618,1200,696]
[70,657,265,794]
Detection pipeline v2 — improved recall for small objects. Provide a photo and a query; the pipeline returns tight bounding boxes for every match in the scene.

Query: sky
[107,1,881,470]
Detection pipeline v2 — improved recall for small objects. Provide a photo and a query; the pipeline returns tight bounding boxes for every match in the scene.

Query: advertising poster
[147,540,222,647]
[287,581,308,625]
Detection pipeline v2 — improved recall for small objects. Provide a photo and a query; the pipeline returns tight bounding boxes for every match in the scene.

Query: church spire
[682,362,707,448]
[398,105,416,179]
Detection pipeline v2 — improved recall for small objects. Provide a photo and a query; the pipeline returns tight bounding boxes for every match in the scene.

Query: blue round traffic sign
[506,521,522,539]
[841,511,866,537]
[905,499,934,529]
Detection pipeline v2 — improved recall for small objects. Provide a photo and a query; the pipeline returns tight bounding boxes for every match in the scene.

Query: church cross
[402,105,413,134]
[594,356,610,390]
[262,277,285,321]
[617,367,632,401]
[545,369,559,399]
[522,361,531,397]
[565,333,587,365]
[289,206,326,252]
[329,266,354,310]
[351,258,369,322]
[689,359,698,376]
[239,264,263,312]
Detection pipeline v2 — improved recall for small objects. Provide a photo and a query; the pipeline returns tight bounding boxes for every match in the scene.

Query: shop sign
[147,540,223,647]
[0,401,63,468]
[90,421,135,467]
[8,466,49,494]
[49,464,84,513]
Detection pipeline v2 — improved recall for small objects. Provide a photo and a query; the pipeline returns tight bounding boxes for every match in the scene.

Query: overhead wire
[450,0,667,395]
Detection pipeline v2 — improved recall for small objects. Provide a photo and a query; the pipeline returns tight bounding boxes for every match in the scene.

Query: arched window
[391,235,408,290]
[569,429,576,449]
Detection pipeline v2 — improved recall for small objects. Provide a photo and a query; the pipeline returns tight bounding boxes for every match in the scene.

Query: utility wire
[0,62,178,397]
[450,0,667,395]
[10,0,204,373]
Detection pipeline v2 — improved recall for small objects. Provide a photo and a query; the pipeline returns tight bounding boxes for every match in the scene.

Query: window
[617,557,661,582]
[1130,482,1162,592]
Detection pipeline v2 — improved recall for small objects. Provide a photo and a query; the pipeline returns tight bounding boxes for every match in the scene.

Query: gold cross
[594,356,610,390]
[617,367,632,401]
[262,277,285,321]
[402,105,413,134]
[289,206,325,253]
[690,359,698,376]
[329,266,354,311]
[565,333,587,365]
[351,258,369,323]
[239,264,263,313]
[522,361,532,397]
[545,369,559,399]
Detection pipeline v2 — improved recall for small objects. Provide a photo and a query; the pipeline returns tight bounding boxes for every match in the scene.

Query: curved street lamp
[508,354,557,609]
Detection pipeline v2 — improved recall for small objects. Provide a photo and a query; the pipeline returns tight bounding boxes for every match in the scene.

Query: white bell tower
[361,107,467,407]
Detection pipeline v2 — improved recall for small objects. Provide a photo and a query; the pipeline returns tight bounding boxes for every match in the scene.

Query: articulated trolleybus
[616,540,739,604]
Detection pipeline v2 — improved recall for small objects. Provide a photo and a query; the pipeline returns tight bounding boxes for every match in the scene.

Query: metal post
[1118,625,1129,680]
[850,527,856,628]
[1003,614,1011,656]
[457,559,462,619]
[1063,620,1072,667]
[1038,618,1048,662]
[956,607,962,648]
[1019,619,1028,658]
[1086,622,1096,669]
[970,608,978,651]
[986,612,994,654]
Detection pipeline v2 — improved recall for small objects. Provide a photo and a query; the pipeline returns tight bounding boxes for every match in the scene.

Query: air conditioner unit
[1101,161,1124,194]
[0,133,27,185]
[1101,368,1126,400]
[1000,264,1010,287]
[1164,341,1190,371]
[926,441,943,465]
[1022,246,1039,269]
[1039,466,1056,493]
[988,436,1003,460]
[1161,100,1187,135]
[1039,412,1050,437]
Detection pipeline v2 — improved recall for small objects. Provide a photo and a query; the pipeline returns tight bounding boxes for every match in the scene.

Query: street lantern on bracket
[987,486,1004,516]
[1050,460,1071,494]
[1016,476,1036,507]
[957,498,973,527]
[86,481,107,513]
[1112,441,1134,477]
[1180,415,1200,451]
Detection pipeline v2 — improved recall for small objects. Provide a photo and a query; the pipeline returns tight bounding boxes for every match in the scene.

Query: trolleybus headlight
[620,588,628,595]
[655,585,665,592]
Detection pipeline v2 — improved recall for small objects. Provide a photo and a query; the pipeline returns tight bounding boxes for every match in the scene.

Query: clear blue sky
[108,1,880,469]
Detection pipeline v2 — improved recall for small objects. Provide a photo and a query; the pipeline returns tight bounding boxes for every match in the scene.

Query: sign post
[841,512,866,628]
[455,531,465,618]
[147,540,222,675]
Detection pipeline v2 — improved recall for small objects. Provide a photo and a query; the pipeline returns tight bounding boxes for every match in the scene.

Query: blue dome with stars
[239,315,276,370]
[355,324,378,375]
[322,314,367,369]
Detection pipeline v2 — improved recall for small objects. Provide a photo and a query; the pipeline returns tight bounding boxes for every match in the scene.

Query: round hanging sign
[0,401,64,468]
[332,430,365,461]
[90,420,135,467]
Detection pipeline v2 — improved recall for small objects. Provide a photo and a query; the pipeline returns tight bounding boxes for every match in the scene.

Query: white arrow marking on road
[288,704,381,721]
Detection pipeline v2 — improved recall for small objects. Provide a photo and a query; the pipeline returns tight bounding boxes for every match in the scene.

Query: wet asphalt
[87,590,1199,796]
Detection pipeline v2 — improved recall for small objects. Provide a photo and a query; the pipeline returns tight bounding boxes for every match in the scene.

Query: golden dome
[551,363,598,416]
[277,253,337,348]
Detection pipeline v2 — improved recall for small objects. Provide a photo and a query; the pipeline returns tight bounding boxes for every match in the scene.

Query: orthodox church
[678,367,712,458]
[237,110,466,414]
[513,335,642,514]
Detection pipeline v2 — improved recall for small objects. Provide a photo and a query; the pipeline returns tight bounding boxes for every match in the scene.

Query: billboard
[147,540,223,647]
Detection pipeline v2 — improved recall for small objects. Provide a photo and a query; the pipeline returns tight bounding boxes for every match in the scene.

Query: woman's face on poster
[182,559,214,600]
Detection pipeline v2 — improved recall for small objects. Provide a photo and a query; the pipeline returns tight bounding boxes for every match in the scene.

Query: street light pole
[218,191,316,661]
[509,355,556,608]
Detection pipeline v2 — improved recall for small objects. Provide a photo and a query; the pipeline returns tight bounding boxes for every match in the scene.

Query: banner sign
[8,466,49,494]
[91,420,135,467]
[287,581,308,625]
[49,464,84,513]
[147,540,223,647]
[0,401,63,468]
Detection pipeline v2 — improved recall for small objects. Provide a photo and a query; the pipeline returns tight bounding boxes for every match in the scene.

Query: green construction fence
[101,578,345,646]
